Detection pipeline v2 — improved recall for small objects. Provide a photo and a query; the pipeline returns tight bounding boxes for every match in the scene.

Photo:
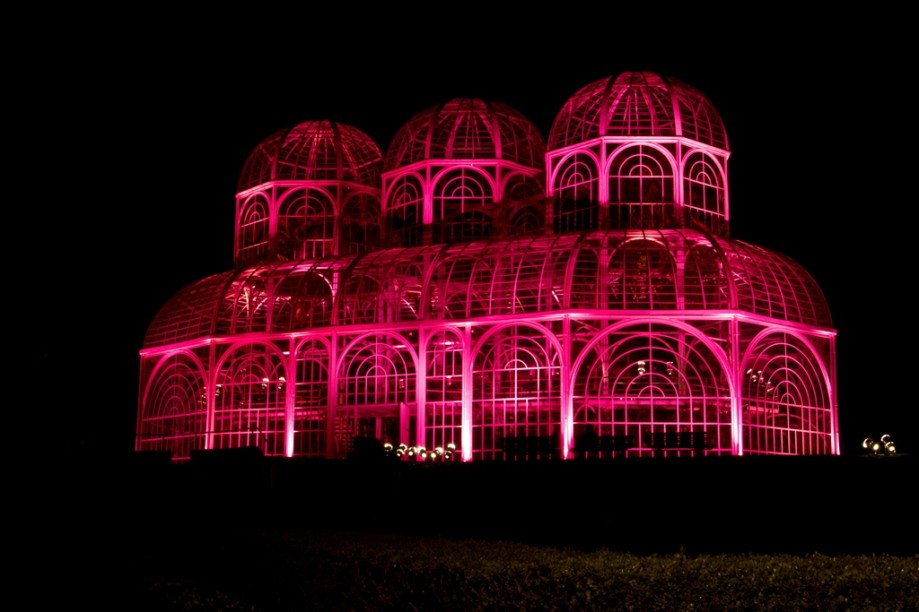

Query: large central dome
[384,98,546,170]
[548,71,728,150]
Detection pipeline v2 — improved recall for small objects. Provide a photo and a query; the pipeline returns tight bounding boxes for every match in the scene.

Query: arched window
[471,326,561,461]
[554,153,598,232]
[213,343,287,457]
[236,194,270,263]
[572,323,731,457]
[293,339,330,458]
[433,168,492,243]
[338,335,416,455]
[742,334,832,455]
[424,330,464,453]
[608,145,674,229]
[683,152,726,233]
[387,176,424,247]
[139,353,207,461]
[277,189,335,259]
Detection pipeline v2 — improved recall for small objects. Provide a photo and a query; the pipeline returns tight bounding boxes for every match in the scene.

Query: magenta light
[137,72,838,463]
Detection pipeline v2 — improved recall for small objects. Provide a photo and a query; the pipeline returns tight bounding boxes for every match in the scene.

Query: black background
[36,11,915,459]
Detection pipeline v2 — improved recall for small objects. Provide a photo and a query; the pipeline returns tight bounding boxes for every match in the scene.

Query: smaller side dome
[384,98,546,171]
[237,120,382,192]
[548,71,728,150]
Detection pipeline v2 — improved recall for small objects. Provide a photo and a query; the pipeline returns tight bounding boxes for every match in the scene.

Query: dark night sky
[42,14,915,457]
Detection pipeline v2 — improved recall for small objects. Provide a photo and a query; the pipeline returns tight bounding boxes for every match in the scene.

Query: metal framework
[137,72,838,462]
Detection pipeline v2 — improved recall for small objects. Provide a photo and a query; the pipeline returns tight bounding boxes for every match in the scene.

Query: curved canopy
[384,98,546,171]
[145,229,831,349]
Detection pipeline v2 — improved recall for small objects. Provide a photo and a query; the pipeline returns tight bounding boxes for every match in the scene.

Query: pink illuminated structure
[137,73,838,462]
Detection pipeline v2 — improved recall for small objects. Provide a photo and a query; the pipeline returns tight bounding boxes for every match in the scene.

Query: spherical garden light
[880,434,896,454]
[863,435,897,455]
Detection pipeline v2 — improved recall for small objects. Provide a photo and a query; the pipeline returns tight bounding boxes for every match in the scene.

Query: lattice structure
[138,72,838,462]
[235,120,383,265]
[383,98,546,247]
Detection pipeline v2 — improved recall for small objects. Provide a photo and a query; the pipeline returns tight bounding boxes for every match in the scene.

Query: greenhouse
[137,72,838,462]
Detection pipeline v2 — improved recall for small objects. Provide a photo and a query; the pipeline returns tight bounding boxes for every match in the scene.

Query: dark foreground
[52,452,918,609]
[69,451,918,555]
[127,530,918,611]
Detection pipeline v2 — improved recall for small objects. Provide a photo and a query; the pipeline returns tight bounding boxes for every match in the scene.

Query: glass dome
[382,99,547,248]
[548,71,728,151]
[234,120,383,265]
[237,120,382,192]
[384,98,546,170]
[139,73,837,464]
